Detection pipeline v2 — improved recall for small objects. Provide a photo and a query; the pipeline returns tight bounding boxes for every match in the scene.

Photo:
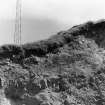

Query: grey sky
[0,0,105,45]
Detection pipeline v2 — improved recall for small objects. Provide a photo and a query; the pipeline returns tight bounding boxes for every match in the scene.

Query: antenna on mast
[14,0,22,45]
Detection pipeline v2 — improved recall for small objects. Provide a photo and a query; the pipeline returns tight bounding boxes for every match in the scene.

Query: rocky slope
[1,19,105,105]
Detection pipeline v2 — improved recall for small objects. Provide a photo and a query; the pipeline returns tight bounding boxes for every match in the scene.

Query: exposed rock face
[1,19,105,105]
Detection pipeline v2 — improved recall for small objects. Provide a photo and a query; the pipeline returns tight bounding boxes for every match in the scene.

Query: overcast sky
[0,0,105,45]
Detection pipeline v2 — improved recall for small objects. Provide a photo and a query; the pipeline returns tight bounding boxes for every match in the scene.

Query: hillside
[0,20,105,59]
[0,20,105,105]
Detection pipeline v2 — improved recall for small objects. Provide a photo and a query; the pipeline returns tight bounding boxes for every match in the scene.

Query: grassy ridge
[0,20,105,60]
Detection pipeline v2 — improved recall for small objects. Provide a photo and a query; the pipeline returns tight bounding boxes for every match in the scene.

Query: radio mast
[14,0,22,45]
